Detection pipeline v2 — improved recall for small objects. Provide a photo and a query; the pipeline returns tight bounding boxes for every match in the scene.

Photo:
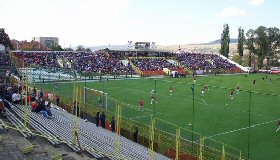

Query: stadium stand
[13,51,60,68]
[12,50,244,76]
[0,52,14,77]
[130,57,184,76]
[5,107,34,139]
[177,52,237,70]
[5,101,170,160]
[13,51,135,75]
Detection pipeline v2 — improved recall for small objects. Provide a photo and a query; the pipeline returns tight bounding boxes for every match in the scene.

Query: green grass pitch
[39,74,280,160]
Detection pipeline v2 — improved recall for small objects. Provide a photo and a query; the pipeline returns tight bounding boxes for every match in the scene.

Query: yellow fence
[33,83,242,160]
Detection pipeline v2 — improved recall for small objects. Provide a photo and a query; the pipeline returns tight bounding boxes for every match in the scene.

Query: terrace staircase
[126,58,143,76]
[57,57,72,68]
[172,58,192,74]
[56,57,64,68]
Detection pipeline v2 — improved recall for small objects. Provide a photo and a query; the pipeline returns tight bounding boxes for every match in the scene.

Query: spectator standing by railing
[100,111,106,128]
[56,95,60,106]
[111,116,115,132]
[95,112,100,127]
[133,127,138,143]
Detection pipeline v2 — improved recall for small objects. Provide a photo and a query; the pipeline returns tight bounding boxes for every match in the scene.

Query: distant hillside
[71,45,128,51]
[75,39,238,51]
[201,38,238,45]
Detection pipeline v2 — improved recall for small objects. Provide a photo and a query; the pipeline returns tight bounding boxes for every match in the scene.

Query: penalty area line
[125,103,164,115]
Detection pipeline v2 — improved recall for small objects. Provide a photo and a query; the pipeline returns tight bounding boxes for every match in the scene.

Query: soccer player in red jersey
[139,98,144,111]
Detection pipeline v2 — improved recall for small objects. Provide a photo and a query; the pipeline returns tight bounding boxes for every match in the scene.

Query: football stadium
[1,1,280,160]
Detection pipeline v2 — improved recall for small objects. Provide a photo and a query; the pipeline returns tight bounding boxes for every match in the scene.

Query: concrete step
[34,134,94,160]
[0,133,27,159]
[1,118,94,160]
[0,119,33,154]
[30,139,41,149]
[0,118,9,132]
[9,129,34,154]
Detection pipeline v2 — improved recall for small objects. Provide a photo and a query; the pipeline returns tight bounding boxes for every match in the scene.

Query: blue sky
[0,0,279,47]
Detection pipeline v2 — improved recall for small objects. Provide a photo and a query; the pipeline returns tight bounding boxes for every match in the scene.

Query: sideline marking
[130,115,152,119]
[207,119,278,138]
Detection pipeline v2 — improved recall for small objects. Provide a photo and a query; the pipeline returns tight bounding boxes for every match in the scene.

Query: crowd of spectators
[0,75,54,119]
[70,51,135,74]
[130,58,180,71]
[13,51,135,74]
[0,52,12,66]
[12,51,240,75]
[13,52,60,68]
[177,52,236,70]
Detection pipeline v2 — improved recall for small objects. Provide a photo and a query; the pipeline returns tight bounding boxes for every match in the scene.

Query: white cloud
[248,0,264,6]
[216,7,245,18]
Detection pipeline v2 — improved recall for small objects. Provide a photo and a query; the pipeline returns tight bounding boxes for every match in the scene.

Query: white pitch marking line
[194,97,206,104]
[161,80,175,83]
[125,103,164,115]
[131,115,152,119]
[143,107,163,114]
[207,119,278,138]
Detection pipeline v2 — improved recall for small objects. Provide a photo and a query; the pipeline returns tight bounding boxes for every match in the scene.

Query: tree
[237,27,245,64]
[76,45,86,51]
[242,53,250,67]
[0,28,13,50]
[51,45,64,51]
[246,29,255,67]
[220,24,230,58]
[85,48,92,52]
[254,26,269,69]
[266,27,280,68]
[64,47,74,51]
[246,26,280,69]
[231,54,241,65]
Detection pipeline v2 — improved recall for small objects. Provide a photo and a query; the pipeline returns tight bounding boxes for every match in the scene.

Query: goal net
[84,87,108,110]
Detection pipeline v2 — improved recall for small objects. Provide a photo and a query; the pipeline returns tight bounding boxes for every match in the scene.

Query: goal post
[84,87,108,110]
